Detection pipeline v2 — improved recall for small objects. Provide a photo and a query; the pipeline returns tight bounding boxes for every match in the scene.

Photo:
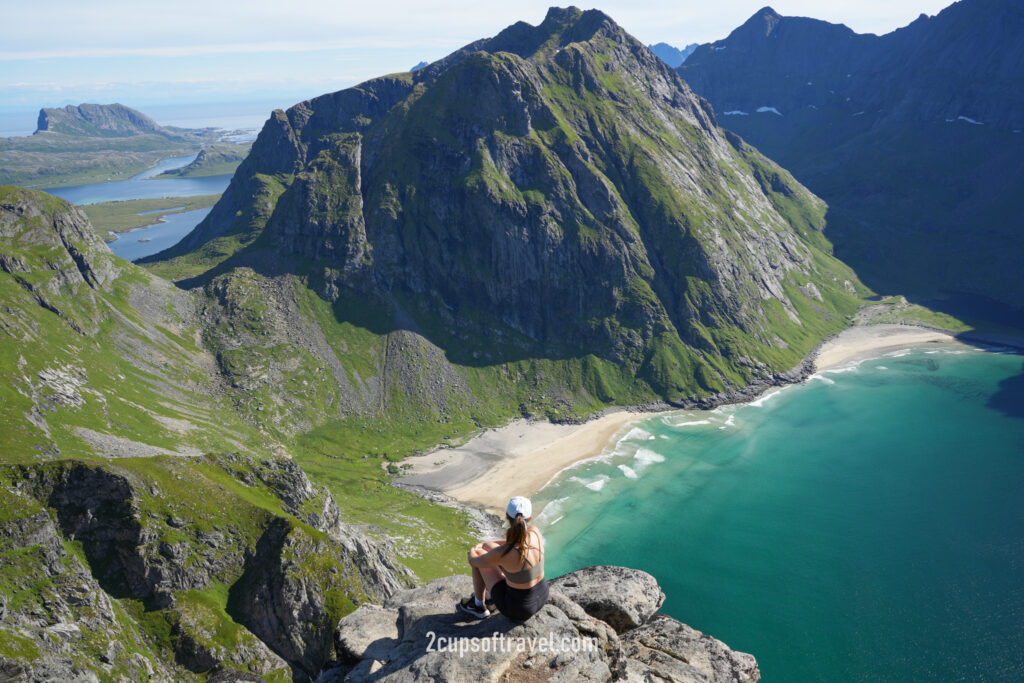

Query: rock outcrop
[0,186,116,335]
[323,566,759,682]
[1,453,413,681]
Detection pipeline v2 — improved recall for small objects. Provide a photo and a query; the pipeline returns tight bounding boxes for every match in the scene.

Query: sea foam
[623,427,655,441]
[634,448,666,472]
[618,464,639,479]
[536,497,567,525]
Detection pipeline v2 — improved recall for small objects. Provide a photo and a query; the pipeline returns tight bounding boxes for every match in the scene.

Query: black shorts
[491,578,549,621]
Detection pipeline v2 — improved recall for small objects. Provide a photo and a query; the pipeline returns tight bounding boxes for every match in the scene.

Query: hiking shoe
[485,596,496,613]
[457,596,489,619]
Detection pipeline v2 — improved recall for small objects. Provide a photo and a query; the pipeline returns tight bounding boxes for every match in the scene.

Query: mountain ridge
[145,6,866,422]
[679,0,1024,314]
[647,41,699,67]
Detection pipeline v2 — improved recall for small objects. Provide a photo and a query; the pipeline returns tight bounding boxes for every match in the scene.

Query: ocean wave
[809,373,836,385]
[876,365,888,370]
[583,475,609,492]
[536,497,568,525]
[824,362,862,374]
[634,448,666,472]
[673,419,711,428]
[617,464,638,479]
[884,349,912,357]
[622,426,655,441]
[749,387,786,407]
[663,413,712,428]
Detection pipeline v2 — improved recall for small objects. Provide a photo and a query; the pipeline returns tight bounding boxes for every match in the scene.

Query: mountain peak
[482,5,624,59]
[743,6,784,37]
[541,5,584,25]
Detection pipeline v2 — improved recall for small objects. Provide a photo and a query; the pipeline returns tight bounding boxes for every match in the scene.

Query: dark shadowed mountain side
[679,0,1024,316]
[648,41,699,67]
[145,6,867,429]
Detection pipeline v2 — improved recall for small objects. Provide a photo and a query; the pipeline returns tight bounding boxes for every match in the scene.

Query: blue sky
[1,0,955,131]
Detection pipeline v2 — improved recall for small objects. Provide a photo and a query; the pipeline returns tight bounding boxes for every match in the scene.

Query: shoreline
[396,409,656,514]
[396,323,1019,518]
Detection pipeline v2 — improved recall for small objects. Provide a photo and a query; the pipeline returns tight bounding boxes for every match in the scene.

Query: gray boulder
[622,614,760,682]
[551,565,665,633]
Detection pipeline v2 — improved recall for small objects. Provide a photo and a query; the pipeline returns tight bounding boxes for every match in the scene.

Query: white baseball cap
[506,496,532,519]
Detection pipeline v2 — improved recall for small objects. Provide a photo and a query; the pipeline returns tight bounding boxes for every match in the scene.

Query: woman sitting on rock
[458,496,549,621]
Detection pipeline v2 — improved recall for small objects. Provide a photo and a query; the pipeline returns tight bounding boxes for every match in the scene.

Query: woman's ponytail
[502,512,528,556]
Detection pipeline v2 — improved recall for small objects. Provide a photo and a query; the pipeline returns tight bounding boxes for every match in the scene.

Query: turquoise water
[107,207,211,261]
[537,344,1024,681]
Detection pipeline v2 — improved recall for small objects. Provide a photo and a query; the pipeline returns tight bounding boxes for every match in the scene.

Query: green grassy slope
[0,186,478,678]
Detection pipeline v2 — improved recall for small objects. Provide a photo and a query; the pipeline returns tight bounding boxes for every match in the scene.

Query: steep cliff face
[680,0,1024,314]
[152,6,865,411]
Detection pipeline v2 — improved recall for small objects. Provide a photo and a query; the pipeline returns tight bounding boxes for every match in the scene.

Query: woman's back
[502,526,544,586]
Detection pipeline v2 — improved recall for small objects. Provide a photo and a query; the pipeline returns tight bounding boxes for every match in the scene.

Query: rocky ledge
[319,565,759,682]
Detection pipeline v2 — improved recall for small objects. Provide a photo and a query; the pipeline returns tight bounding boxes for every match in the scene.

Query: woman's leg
[469,541,505,601]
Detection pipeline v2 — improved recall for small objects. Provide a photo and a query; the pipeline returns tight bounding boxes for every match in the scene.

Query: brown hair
[501,513,528,556]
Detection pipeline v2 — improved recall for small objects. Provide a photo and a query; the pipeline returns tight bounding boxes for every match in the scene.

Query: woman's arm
[468,543,508,569]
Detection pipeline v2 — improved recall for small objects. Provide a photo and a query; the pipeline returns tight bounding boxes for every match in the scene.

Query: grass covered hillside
[0,186,479,680]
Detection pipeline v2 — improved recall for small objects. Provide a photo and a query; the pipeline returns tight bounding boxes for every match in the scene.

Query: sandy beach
[397,409,651,513]
[813,324,961,371]
[399,324,974,514]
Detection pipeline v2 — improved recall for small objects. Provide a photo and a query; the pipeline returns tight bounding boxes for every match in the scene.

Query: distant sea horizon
[536,343,1024,681]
